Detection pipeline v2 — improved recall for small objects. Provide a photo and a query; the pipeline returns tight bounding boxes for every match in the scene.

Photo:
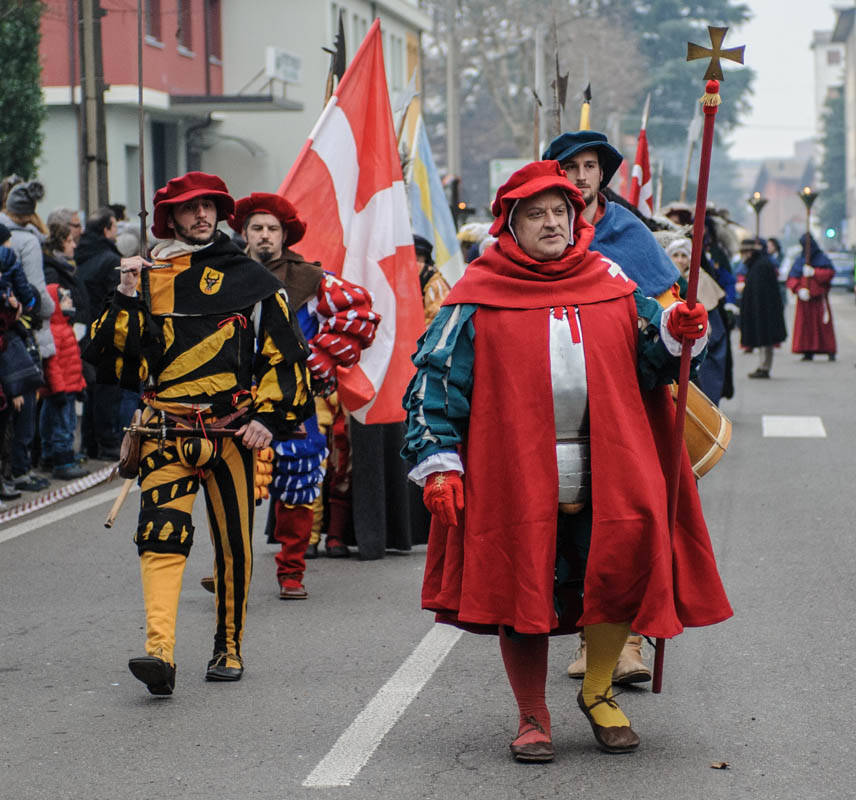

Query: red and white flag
[279,20,423,424]
[628,127,653,216]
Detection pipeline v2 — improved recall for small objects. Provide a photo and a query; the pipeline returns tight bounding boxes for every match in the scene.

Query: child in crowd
[40,221,89,479]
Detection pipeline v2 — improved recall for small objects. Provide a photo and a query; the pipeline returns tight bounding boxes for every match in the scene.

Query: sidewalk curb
[0,464,117,526]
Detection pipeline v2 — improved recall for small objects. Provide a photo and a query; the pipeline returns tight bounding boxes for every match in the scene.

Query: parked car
[828,251,855,291]
[779,247,855,291]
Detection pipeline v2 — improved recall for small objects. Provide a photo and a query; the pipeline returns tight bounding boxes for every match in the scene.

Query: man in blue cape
[542,131,678,304]
[542,130,680,685]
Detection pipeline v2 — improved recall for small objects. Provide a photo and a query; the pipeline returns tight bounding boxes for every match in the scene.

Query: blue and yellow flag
[406,115,465,285]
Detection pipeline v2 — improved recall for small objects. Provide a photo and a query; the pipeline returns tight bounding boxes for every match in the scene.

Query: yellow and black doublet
[86,231,312,676]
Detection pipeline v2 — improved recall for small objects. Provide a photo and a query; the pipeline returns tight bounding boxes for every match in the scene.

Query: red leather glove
[423,471,464,528]
[667,302,708,341]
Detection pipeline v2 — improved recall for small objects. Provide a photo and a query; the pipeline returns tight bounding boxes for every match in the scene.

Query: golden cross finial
[687,26,745,81]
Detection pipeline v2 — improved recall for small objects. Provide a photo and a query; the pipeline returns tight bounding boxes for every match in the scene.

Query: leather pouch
[118,409,142,478]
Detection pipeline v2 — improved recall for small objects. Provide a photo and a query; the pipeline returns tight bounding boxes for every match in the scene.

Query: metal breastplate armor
[549,307,590,505]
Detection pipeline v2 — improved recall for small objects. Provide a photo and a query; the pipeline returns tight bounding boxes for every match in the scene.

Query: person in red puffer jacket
[41,222,89,480]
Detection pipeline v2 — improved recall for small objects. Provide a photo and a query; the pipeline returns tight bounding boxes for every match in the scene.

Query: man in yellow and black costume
[85,171,312,695]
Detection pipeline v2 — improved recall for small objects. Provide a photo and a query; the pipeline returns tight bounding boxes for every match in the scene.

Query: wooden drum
[670,381,732,478]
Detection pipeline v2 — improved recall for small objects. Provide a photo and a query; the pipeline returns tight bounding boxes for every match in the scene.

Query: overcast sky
[727,0,841,161]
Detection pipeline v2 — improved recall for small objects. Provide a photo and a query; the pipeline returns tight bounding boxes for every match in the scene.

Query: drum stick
[105,478,135,528]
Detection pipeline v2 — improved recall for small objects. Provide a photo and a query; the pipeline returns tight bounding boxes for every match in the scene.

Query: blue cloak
[592,201,679,297]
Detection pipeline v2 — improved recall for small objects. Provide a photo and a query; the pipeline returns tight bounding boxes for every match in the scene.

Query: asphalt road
[2,291,855,800]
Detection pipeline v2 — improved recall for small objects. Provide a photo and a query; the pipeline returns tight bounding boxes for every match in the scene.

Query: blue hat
[412,234,434,264]
[541,131,623,189]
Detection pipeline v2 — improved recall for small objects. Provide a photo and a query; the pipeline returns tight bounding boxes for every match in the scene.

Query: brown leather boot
[567,631,586,678]
[612,635,651,685]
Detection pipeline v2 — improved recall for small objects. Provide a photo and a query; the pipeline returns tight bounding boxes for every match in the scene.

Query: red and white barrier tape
[0,464,117,526]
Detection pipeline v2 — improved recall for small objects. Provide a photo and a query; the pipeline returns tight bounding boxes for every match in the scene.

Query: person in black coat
[74,207,119,325]
[73,207,134,459]
[739,238,787,379]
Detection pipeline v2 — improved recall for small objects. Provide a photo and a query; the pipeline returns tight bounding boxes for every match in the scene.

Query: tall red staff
[652,26,745,694]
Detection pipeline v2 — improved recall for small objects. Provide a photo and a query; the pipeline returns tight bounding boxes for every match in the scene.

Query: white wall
[202,0,426,199]
[812,33,845,123]
[38,0,428,217]
[38,103,185,220]
[37,106,80,214]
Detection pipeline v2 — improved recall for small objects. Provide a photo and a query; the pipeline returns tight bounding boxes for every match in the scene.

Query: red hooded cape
[421,162,732,638]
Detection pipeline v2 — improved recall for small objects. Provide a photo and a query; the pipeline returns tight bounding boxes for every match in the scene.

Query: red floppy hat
[151,171,235,239]
[229,192,306,247]
[489,160,586,237]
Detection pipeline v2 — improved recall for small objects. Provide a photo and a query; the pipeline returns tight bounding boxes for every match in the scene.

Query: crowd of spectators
[0,175,139,509]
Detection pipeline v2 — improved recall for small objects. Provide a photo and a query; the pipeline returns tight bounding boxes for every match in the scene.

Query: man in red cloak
[786,233,837,361]
[402,161,732,762]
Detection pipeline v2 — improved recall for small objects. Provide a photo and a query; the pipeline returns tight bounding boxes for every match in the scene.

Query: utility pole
[445,0,460,185]
[533,24,545,159]
[79,0,109,213]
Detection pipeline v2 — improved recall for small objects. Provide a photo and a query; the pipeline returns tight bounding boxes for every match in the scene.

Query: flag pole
[322,10,346,104]
[652,26,744,695]
[579,83,592,131]
[136,0,147,256]
[627,93,652,213]
[532,90,542,161]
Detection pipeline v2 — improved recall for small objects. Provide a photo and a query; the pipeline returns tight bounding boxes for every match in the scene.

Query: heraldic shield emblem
[200,266,224,295]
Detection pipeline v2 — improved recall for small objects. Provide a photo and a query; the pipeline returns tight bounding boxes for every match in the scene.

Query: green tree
[0,1,45,178]
[420,0,644,207]
[420,0,754,209]
[818,88,845,238]
[571,0,754,146]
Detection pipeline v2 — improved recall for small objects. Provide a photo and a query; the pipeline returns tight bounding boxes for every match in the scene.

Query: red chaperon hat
[230,192,306,247]
[489,160,587,238]
[151,171,234,239]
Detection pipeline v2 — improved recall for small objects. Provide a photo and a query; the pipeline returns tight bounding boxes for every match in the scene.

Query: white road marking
[0,484,138,545]
[303,623,463,788]
[762,415,827,438]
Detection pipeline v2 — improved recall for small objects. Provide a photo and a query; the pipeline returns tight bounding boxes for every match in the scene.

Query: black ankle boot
[128,655,175,695]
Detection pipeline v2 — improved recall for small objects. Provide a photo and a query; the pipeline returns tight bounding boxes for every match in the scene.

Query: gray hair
[116,229,141,257]
[47,208,80,227]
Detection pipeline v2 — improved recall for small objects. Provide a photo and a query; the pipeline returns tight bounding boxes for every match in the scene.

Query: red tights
[498,628,551,743]
[273,503,314,581]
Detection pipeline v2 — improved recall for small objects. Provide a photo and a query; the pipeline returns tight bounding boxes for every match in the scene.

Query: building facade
[203,0,429,200]
[37,0,430,219]
[752,144,816,245]
[40,0,227,217]
[832,9,856,247]
[811,30,845,124]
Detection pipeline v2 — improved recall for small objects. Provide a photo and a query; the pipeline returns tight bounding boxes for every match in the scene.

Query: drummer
[665,237,729,405]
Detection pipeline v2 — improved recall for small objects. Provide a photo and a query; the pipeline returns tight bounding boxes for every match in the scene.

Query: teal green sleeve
[402,303,477,464]
[635,289,706,390]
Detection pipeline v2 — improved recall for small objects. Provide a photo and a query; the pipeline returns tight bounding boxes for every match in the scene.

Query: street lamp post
[747,191,768,239]
[798,185,818,266]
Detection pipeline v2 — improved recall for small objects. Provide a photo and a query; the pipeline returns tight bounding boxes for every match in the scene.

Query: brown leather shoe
[279,576,308,599]
[509,716,554,763]
[576,691,640,753]
[612,635,651,685]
